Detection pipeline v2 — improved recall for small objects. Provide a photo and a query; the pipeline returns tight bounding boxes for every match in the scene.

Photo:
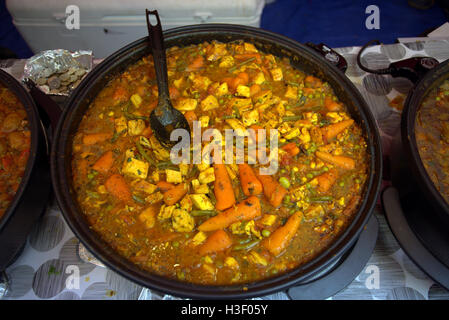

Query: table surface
[2,40,449,300]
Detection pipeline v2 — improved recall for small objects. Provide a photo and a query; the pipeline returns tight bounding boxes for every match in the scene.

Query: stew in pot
[0,83,31,219]
[71,41,369,285]
[415,80,449,205]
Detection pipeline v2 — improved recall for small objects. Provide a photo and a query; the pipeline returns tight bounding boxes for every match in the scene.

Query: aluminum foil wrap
[23,49,93,95]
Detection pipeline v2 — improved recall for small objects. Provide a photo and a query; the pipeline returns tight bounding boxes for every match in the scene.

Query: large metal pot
[0,70,51,280]
[50,24,382,299]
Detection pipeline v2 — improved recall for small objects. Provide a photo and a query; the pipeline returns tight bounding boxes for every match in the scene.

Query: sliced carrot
[82,132,112,145]
[256,173,288,207]
[186,55,204,71]
[213,163,236,211]
[262,211,303,256]
[163,183,188,205]
[324,96,342,111]
[281,142,300,157]
[230,72,249,90]
[112,86,129,101]
[92,150,114,174]
[169,86,180,100]
[199,229,232,256]
[315,151,355,170]
[316,169,338,193]
[198,196,261,232]
[105,174,132,202]
[234,53,262,64]
[250,83,261,97]
[321,119,354,140]
[141,126,153,138]
[157,181,175,192]
[238,164,263,196]
[304,75,322,89]
[183,110,197,126]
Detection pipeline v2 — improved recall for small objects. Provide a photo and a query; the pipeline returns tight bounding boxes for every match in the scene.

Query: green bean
[136,142,157,166]
[282,115,302,122]
[190,210,217,217]
[86,190,100,199]
[123,103,148,121]
[228,57,256,72]
[232,239,261,251]
[156,161,180,171]
[309,196,334,203]
[111,129,126,143]
[132,194,146,204]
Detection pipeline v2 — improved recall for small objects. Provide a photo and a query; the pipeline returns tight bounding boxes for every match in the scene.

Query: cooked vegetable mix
[71,41,369,285]
[0,83,30,218]
[415,80,449,204]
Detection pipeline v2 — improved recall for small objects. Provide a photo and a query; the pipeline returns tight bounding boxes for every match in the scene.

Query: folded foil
[22,49,92,96]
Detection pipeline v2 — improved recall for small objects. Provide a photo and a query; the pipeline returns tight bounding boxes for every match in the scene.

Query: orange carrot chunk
[256,173,288,207]
[315,151,355,170]
[321,119,354,141]
[324,96,342,111]
[163,183,188,205]
[198,196,261,232]
[213,163,236,211]
[92,150,114,174]
[82,132,112,145]
[262,211,303,256]
[105,174,132,202]
[238,164,263,196]
[316,169,338,193]
[199,229,232,255]
[157,181,175,193]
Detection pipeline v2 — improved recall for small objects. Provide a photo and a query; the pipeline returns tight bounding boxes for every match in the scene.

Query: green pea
[278,176,291,189]
[306,173,314,179]
[262,229,271,237]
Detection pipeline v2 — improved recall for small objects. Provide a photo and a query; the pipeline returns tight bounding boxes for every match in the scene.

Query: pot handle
[0,270,9,299]
[23,78,62,132]
[305,42,348,73]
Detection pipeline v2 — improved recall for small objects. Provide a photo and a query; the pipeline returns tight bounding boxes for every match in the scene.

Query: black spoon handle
[146,10,170,101]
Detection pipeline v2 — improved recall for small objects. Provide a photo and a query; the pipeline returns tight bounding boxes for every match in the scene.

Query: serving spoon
[146,9,190,149]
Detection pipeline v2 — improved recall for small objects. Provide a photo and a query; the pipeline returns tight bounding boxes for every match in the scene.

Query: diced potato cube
[193,184,209,194]
[225,118,248,136]
[150,170,160,183]
[224,257,239,269]
[172,209,195,232]
[179,163,189,176]
[270,67,283,81]
[253,90,272,105]
[199,115,210,128]
[173,77,184,89]
[244,43,258,53]
[134,180,157,194]
[236,85,250,98]
[138,206,158,228]
[198,167,215,184]
[201,95,219,111]
[228,98,253,111]
[196,162,210,172]
[191,179,200,188]
[158,204,176,220]
[252,72,265,85]
[176,98,198,111]
[122,157,149,179]
[145,191,164,205]
[115,116,127,133]
[242,109,259,127]
[219,56,234,68]
[284,127,301,140]
[284,86,298,99]
[190,194,214,210]
[192,75,211,92]
[166,169,183,184]
[128,119,146,136]
[260,214,277,226]
[180,195,193,212]
[215,82,229,96]
[130,94,142,108]
[298,127,311,144]
[192,231,207,246]
[207,43,228,61]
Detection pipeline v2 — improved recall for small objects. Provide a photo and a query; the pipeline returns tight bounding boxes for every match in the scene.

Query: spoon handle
[146,10,170,101]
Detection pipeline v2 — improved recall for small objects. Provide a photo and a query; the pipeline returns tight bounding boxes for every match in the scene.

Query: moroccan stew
[0,83,31,219]
[71,41,369,285]
[415,80,449,205]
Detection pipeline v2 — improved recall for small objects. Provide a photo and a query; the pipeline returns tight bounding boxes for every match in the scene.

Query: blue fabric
[261,0,448,48]
[0,0,447,58]
[0,0,33,58]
